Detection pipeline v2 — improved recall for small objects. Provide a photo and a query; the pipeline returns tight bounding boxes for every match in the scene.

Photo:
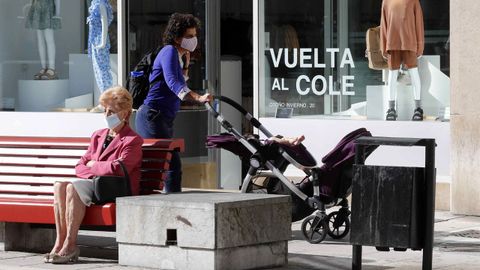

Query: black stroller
[205,96,377,243]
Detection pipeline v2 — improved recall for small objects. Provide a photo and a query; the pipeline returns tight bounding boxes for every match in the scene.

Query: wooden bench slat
[0,136,91,144]
[0,184,53,195]
[141,159,170,170]
[0,148,86,158]
[143,150,173,159]
[0,176,70,185]
[0,202,115,225]
[0,194,54,201]
[141,171,168,181]
[0,142,89,150]
[0,157,78,167]
[142,138,185,152]
[0,166,76,177]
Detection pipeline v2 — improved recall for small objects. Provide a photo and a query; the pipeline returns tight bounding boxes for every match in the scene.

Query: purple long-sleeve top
[143,45,190,121]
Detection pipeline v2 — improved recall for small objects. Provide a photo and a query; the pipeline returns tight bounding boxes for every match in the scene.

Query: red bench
[0,136,184,227]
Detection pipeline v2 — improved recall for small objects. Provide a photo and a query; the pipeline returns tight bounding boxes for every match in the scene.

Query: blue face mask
[105,113,122,129]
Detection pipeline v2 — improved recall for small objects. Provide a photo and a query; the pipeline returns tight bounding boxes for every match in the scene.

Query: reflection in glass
[258,0,450,121]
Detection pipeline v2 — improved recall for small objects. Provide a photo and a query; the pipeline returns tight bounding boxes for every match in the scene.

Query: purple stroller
[205,96,377,243]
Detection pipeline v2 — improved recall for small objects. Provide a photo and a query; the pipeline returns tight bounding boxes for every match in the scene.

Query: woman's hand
[86,160,96,167]
[187,91,212,104]
[197,93,212,103]
[184,51,190,68]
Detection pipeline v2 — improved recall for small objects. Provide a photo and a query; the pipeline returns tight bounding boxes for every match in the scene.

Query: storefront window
[0,0,118,112]
[127,0,206,108]
[258,0,450,121]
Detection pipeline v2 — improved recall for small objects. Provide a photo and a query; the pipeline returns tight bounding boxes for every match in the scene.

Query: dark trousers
[135,104,182,192]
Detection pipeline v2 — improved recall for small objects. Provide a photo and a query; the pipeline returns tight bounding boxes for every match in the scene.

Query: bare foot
[269,135,305,146]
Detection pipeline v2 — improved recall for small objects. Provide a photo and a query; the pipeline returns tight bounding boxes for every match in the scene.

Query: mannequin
[87,0,113,112]
[380,0,424,121]
[25,0,61,80]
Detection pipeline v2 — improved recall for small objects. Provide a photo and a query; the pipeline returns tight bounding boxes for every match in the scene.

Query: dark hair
[163,13,201,45]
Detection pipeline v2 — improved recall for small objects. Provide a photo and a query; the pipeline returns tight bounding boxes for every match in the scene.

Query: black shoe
[412,107,424,121]
[386,108,397,121]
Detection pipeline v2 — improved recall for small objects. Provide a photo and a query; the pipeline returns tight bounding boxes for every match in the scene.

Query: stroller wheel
[301,215,327,244]
[326,211,350,239]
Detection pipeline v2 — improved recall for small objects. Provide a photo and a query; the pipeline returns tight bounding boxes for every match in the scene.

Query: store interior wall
[0,0,82,107]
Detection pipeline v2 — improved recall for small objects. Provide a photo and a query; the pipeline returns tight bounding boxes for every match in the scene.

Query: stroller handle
[205,96,273,138]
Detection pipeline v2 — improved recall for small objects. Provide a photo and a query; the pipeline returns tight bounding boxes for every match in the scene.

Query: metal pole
[352,143,365,270]
[423,139,435,270]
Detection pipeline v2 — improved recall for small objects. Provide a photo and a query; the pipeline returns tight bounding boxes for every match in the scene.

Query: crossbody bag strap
[116,160,132,195]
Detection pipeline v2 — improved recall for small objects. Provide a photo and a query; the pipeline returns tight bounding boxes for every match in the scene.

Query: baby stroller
[205,96,377,243]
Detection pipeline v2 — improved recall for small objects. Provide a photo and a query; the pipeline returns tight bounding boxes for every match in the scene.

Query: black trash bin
[351,165,425,250]
[350,136,436,270]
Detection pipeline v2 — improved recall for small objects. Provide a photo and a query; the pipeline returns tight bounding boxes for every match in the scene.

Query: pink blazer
[75,125,144,195]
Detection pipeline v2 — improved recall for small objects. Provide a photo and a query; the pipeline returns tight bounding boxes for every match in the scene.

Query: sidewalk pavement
[0,210,479,270]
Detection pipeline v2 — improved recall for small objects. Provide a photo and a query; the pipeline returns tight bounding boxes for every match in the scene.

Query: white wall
[259,118,450,182]
[0,112,105,137]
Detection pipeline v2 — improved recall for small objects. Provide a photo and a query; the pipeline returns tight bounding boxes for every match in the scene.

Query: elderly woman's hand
[86,160,96,167]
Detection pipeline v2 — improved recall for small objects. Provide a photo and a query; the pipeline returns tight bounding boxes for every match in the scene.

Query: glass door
[125,0,219,189]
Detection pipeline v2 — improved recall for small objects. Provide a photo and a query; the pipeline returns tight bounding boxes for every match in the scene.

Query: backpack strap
[148,46,166,90]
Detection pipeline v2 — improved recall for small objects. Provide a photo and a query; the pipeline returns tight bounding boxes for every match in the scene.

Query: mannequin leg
[409,67,421,105]
[34,30,47,79]
[36,30,47,69]
[38,29,58,80]
[409,67,423,121]
[44,29,56,70]
[386,69,399,120]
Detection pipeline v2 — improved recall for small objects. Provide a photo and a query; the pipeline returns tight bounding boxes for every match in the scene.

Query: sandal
[40,68,58,80]
[34,68,47,80]
[385,108,397,121]
[43,252,57,263]
[412,107,424,121]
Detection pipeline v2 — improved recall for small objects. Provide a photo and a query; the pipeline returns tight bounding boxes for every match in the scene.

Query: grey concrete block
[117,192,291,249]
[0,222,55,253]
[119,240,287,270]
[117,192,291,269]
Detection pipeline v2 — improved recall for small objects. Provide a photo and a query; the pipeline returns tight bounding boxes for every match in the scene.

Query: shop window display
[0,0,118,112]
[258,0,450,121]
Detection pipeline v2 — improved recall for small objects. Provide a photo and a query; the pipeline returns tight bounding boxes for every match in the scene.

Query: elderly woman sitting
[45,87,143,264]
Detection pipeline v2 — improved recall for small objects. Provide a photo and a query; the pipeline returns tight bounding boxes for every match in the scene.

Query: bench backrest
[0,136,185,199]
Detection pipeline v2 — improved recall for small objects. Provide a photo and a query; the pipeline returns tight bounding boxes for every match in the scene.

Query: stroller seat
[206,133,317,169]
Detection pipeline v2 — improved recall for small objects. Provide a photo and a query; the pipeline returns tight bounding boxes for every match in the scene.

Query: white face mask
[180,36,198,52]
[105,113,122,130]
